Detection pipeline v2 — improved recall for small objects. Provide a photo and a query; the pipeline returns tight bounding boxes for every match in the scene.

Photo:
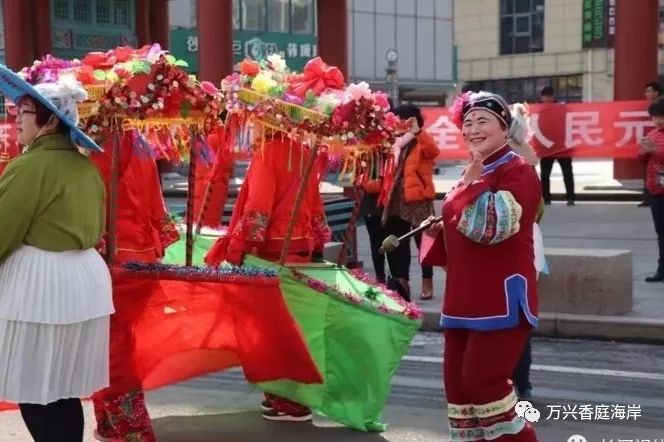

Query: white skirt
[0,246,114,324]
[0,246,114,404]
[0,316,110,404]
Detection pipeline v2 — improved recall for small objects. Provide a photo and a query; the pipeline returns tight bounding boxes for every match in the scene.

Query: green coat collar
[27,133,74,152]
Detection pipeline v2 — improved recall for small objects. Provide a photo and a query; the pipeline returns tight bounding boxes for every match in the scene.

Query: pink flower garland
[350,268,424,320]
[291,268,423,321]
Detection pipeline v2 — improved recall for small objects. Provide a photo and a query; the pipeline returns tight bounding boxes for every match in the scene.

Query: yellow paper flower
[251,71,278,94]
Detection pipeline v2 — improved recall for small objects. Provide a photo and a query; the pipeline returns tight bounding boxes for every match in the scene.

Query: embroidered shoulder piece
[312,214,332,245]
[159,215,181,250]
[457,190,522,244]
[235,210,270,243]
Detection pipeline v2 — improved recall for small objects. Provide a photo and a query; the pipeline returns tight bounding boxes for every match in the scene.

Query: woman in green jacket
[0,69,114,442]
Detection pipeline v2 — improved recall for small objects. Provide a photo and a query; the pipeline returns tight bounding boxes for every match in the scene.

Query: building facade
[50,0,139,60]
[456,0,614,103]
[169,0,318,72]
[168,0,456,105]
[347,0,455,105]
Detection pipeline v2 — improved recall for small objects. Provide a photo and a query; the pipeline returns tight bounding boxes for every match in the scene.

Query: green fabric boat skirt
[165,236,422,431]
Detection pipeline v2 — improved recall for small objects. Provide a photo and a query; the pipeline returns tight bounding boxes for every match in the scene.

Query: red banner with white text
[0,122,18,175]
[422,100,652,160]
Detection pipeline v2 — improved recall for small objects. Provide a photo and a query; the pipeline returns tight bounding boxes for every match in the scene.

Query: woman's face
[461,109,508,157]
[16,100,42,146]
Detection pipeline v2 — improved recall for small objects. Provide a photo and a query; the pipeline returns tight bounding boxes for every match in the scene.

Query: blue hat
[0,63,102,151]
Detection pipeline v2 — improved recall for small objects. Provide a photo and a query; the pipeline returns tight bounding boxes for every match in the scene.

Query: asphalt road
[2,334,661,441]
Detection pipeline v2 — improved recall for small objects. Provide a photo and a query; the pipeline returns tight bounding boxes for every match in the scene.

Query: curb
[421,310,664,344]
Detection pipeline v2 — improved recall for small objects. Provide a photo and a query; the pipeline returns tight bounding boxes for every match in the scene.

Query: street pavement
[383,200,664,341]
[166,192,664,341]
[1,335,663,441]
[1,162,652,440]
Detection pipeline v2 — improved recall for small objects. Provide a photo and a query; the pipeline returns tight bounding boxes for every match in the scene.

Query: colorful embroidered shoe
[261,408,313,422]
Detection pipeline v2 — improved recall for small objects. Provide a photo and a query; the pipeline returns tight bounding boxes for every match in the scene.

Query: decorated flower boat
[163,55,423,430]
[1,48,422,431]
[0,47,322,411]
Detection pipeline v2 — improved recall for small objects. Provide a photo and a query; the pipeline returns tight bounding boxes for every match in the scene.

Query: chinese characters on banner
[582,0,616,48]
[421,100,652,160]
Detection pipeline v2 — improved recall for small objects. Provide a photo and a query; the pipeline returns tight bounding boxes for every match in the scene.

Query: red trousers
[443,321,538,442]
[92,304,156,442]
[92,390,155,442]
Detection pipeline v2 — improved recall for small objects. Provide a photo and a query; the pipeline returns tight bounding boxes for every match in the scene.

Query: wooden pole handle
[279,144,320,265]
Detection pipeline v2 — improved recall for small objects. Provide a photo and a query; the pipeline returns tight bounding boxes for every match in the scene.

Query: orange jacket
[205,137,331,265]
[403,131,439,202]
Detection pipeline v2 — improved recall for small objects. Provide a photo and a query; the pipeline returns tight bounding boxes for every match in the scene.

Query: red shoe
[261,400,274,411]
[92,430,114,442]
[261,408,312,422]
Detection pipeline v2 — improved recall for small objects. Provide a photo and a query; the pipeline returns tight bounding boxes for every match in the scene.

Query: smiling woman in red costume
[423,91,541,441]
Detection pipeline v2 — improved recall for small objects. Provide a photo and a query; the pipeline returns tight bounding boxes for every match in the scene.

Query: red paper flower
[331,101,355,126]
[113,46,134,63]
[83,51,116,69]
[239,59,260,76]
[75,65,97,85]
[288,57,345,98]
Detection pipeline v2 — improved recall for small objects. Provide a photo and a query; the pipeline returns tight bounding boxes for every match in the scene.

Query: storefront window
[54,0,70,20]
[114,0,130,26]
[242,0,266,31]
[500,0,545,55]
[53,0,130,27]
[466,75,582,103]
[291,0,313,34]
[73,0,90,22]
[96,0,111,24]
[268,0,290,33]
[233,0,241,30]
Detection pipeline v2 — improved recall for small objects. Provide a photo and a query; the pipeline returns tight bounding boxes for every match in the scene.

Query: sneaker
[567,200,575,206]
[261,400,274,411]
[262,408,312,422]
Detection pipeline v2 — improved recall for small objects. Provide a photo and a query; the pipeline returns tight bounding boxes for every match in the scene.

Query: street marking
[402,356,664,381]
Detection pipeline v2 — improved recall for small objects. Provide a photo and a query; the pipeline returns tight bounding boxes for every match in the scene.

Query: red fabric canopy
[1,268,322,410]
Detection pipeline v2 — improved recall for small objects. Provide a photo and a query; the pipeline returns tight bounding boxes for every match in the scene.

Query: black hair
[16,96,69,135]
[393,103,424,129]
[461,84,476,93]
[540,86,554,97]
[645,81,662,95]
[648,97,664,116]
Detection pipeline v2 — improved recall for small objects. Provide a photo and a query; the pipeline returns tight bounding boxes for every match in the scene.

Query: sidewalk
[163,159,644,201]
[360,199,664,343]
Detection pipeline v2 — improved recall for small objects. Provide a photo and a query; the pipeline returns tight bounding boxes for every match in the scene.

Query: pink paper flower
[344,82,372,103]
[374,92,390,110]
[200,81,219,96]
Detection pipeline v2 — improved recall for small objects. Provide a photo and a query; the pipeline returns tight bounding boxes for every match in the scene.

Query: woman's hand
[408,117,420,134]
[639,137,655,154]
[422,215,443,237]
[462,150,483,185]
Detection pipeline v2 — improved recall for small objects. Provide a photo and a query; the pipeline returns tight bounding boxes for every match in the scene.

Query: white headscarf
[33,74,88,125]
